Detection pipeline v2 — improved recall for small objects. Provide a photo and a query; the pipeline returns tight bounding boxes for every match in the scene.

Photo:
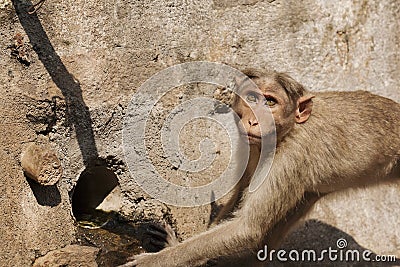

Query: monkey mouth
[246,133,261,139]
[240,132,262,144]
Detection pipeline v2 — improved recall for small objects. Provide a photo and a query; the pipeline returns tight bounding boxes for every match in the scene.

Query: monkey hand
[118,252,164,267]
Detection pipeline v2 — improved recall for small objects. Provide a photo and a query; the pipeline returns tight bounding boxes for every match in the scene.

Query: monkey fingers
[159,221,179,246]
[143,222,178,251]
[143,224,168,251]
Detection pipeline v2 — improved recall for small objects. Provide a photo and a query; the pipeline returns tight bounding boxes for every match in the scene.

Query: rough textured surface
[0,149,75,266]
[32,245,99,267]
[0,0,399,265]
[21,143,63,185]
[284,182,400,260]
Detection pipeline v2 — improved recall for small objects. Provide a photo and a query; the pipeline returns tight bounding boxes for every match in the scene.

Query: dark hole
[71,166,119,222]
[72,166,145,265]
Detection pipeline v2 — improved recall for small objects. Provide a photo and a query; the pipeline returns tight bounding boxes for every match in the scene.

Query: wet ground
[75,211,145,267]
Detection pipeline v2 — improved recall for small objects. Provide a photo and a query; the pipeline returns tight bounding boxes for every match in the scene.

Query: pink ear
[295,95,315,123]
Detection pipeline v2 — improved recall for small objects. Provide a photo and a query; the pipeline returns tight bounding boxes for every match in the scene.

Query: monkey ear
[295,95,315,123]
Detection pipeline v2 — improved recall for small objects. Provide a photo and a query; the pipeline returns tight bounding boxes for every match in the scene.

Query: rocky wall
[0,0,399,265]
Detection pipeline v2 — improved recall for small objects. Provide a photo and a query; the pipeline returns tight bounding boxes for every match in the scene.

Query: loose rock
[21,143,62,186]
[32,245,99,267]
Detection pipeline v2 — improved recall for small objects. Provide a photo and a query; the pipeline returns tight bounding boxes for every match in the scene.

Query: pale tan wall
[0,0,399,265]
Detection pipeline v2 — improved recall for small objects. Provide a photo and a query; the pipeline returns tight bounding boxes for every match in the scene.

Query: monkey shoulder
[303,90,399,145]
[312,90,399,118]
[313,90,396,102]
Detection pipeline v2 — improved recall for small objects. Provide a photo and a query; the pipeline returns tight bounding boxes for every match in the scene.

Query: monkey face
[233,89,276,146]
[233,78,302,146]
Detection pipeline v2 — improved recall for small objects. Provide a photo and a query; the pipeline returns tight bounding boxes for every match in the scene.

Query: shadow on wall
[218,220,399,266]
[12,0,104,209]
[26,177,61,206]
[270,219,400,267]
[11,0,98,166]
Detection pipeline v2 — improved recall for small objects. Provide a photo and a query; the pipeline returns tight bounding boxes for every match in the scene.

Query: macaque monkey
[120,68,400,267]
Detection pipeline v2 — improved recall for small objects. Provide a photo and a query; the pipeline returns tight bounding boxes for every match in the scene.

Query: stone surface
[0,149,75,266]
[95,185,122,212]
[286,181,400,259]
[309,182,400,257]
[0,0,399,265]
[32,245,99,267]
[21,143,62,185]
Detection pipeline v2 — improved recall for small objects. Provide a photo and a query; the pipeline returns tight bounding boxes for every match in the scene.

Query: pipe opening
[71,166,120,228]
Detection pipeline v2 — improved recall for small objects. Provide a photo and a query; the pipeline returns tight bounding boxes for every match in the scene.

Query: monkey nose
[248,120,259,126]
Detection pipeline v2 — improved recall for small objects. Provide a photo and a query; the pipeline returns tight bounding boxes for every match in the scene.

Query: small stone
[21,143,62,186]
[96,185,122,212]
[32,245,99,267]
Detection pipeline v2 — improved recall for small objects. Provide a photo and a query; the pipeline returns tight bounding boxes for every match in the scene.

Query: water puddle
[71,165,146,266]
[75,211,144,266]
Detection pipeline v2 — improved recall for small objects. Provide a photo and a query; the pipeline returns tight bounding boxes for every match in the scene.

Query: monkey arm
[262,192,322,250]
[211,189,241,226]
[212,147,261,226]
[121,163,308,267]
[120,218,257,267]
[211,173,252,226]
[239,158,308,243]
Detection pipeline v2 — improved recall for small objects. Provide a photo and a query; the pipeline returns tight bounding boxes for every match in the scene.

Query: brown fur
[120,69,400,267]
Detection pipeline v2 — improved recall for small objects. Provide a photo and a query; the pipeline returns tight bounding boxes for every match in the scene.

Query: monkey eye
[265,97,277,107]
[245,93,258,103]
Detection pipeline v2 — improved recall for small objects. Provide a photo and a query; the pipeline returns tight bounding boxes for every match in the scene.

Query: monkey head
[233,69,315,146]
